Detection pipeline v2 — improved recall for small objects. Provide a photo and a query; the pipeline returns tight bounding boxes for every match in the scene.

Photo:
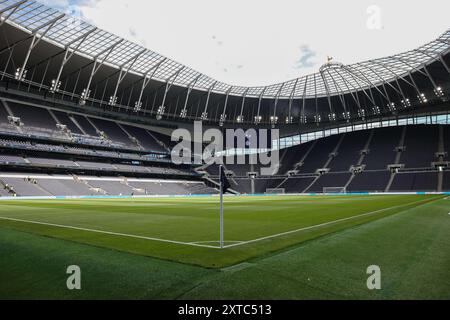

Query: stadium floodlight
[387,102,396,112]
[219,114,227,127]
[434,86,444,97]
[201,112,208,121]
[79,88,91,105]
[50,79,61,93]
[15,68,27,81]
[358,109,366,119]
[342,112,350,121]
[236,115,244,123]
[285,116,293,124]
[180,109,187,118]
[133,101,142,112]
[300,115,307,124]
[401,98,411,108]
[156,105,165,120]
[328,113,336,122]
[108,95,118,106]
[314,114,321,123]
[372,106,380,115]
[270,116,278,125]
[418,93,428,103]
[254,115,262,125]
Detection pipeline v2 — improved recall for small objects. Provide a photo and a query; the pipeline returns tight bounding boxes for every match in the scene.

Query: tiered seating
[299,135,340,173]
[8,102,57,131]
[390,172,438,192]
[280,177,316,194]
[28,157,76,167]
[121,124,167,153]
[86,180,136,195]
[37,178,95,196]
[0,101,17,131]
[0,155,25,163]
[76,161,116,169]
[51,110,84,134]
[400,125,439,168]
[443,171,450,191]
[232,179,252,194]
[363,126,401,170]
[328,131,369,172]
[277,143,313,175]
[307,172,352,193]
[71,115,98,136]
[443,126,450,160]
[0,177,50,196]
[90,118,133,146]
[347,171,391,192]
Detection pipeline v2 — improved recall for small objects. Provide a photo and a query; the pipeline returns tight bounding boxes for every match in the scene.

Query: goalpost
[323,187,347,194]
[266,188,286,194]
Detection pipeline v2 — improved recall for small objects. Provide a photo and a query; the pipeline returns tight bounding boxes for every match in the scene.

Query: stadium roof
[1,0,449,100]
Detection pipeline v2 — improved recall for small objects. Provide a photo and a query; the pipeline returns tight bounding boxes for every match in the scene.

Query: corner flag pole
[219,165,224,249]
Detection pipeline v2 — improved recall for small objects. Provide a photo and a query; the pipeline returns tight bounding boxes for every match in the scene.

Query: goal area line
[0,197,436,250]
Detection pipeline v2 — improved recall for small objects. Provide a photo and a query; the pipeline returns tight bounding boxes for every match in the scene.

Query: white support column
[80,39,123,104]
[109,49,146,106]
[201,81,217,120]
[180,74,201,118]
[17,14,65,81]
[52,29,96,92]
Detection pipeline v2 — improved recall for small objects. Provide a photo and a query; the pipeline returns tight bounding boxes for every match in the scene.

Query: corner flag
[220,165,230,193]
[219,165,230,249]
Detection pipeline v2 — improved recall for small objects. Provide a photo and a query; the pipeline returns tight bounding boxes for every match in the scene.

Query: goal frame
[265,188,286,195]
[323,187,347,194]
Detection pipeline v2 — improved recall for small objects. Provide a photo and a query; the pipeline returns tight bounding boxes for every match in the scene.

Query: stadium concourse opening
[0,0,449,301]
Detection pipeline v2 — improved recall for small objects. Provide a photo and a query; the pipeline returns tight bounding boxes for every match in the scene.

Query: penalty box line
[223,197,440,249]
[0,216,220,249]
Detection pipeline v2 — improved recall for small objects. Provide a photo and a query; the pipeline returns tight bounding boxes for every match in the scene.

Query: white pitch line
[0,216,220,249]
[223,197,438,249]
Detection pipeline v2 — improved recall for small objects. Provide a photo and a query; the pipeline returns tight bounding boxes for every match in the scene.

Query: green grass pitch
[0,194,449,299]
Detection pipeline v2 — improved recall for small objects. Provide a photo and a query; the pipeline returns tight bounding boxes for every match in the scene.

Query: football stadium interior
[0,0,449,300]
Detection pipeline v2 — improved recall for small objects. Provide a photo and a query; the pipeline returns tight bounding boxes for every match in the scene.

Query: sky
[40,0,450,87]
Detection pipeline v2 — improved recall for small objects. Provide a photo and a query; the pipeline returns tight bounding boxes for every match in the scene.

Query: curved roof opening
[41,0,450,87]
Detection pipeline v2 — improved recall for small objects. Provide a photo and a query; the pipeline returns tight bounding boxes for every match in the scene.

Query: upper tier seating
[51,110,84,134]
[328,130,370,172]
[90,118,133,146]
[8,102,57,131]
[299,134,340,173]
[120,124,167,153]
[400,125,439,168]
[71,115,98,136]
[362,126,401,170]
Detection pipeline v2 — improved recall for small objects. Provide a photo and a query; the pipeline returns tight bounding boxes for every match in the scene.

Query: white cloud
[40,0,450,87]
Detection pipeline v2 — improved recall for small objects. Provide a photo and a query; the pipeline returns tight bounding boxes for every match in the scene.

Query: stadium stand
[347,171,391,193]
[362,126,402,170]
[390,172,439,192]
[201,124,448,195]
[400,125,439,169]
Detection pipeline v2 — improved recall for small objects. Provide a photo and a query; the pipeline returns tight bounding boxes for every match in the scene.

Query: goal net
[323,187,347,194]
[266,188,286,194]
